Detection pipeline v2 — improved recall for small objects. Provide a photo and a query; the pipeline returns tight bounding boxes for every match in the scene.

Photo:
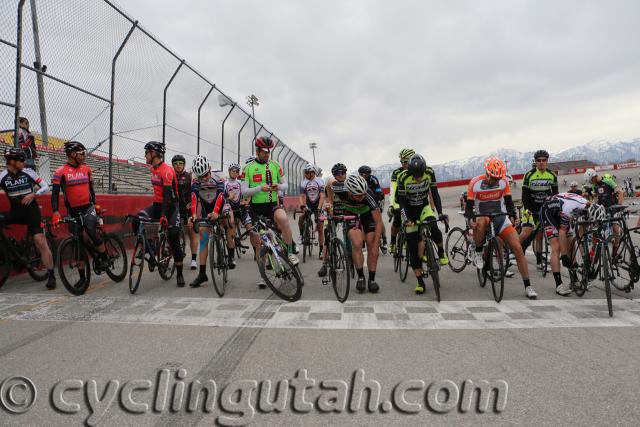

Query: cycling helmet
[171,154,185,164]
[570,181,579,187]
[228,162,240,171]
[358,165,372,175]
[344,174,368,195]
[484,156,506,179]
[587,204,606,222]
[304,163,316,173]
[192,154,210,177]
[144,141,165,155]
[534,149,549,160]
[4,147,26,162]
[331,163,347,176]
[64,141,86,153]
[245,156,256,164]
[399,148,415,161]
[407,154,427,176]
[255,136,275,151]
[584,168,598,182]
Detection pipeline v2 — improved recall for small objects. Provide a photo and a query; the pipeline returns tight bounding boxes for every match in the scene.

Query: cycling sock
[288,243,295,254]
[535,252,542,264]
[356,268,364,279]
[199,265,206,275]
[523,278,531,289]
[553,272,562,287]
[191,253,197,261]
[176,265,183,275]
[417,275,425,286]
[47,269,54,278]
[390,235,396,245]
[368,271,376,282]
[437,246,444,258]
[227,247,234,259]
[475,245,483,253]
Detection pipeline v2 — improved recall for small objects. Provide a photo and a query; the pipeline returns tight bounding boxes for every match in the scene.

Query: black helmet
[171,154,185,164]
[4,147,26,162]
[358,165,372,175]
[64,141,86,154]
[331,163,347,176]
[144,141,165,155]
[534,149,549,160]
[408,154,427,176]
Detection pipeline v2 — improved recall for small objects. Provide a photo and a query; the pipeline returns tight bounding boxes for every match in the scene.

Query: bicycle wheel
[302,221,309,263]
[209,235,226,297]
[570,237,588,297]
[330,238,350,303]
[57,237,91,296]
[157,235,175,281]
[601,246,614,317]
[102,233,127,283]
[542,234,549,277]
[257,245,303,302]
[487,238,505,302]
[129,237,144,294]
[26,239,49,281]
[607,234,636,291]
[445,227,469,273]
[306,218,314,259]
[424,237,441,302]
[0,246,11,288]
[398,233,410,282]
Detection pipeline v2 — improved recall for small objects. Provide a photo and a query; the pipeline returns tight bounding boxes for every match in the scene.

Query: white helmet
[584,168,597,182]
[192,154,210,177]
[344,174,368,195]
[506,173,514,183]
[570,181,578,187]
[587,204,606,222]
[304,163,316,173]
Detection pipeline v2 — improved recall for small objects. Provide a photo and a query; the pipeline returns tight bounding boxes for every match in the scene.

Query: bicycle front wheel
[570,237,589,297]
[424,237,441,302]
[445,227,469,273]
[0,246,11,288]
[606,234,636,291]
[26,238,50,282]
[399,234,410,282]
[209,235,226,297]
[488,238,505,302]
[104,233,127,283]
[58,237,91,296]
[330,238,350,303]
[129,237,145,294]
[602,246,614,317]
[257,245,303,302]
[157,235,175,281]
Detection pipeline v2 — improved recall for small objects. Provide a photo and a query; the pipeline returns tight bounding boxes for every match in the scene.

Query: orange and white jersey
[467,175,511,215]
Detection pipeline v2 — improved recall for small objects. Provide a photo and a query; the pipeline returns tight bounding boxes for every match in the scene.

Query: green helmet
[399,148,415,161]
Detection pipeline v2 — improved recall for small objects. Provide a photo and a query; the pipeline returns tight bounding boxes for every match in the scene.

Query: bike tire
[0,246,11,288]
[26,239,49,281]
[602,246,614,317]
[570,236,588,297]
[542,234,549,278]
[445,227,469,273]
[129,237,145,294]
[157,235,175,281]
[209,235,226,297]
[425,237,441,302]
[399,234,410,282]
[488,238,505,302]
[57,237,91,296]
[330,238,350,303]
[302,223,308,263]
[257,245,303,302]
[103,233,127,282]
[606,234,635,291]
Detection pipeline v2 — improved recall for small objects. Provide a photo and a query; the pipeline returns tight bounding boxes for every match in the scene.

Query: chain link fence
[1,0,309,194]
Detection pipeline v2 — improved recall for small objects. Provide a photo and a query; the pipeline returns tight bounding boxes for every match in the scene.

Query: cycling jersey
[191,172,225,216]
[224,178,243,209]
[175,170,192,211]
[389,166,405,208]
[522,168,558,214]
[52,163,94,211]
[365,175,384,203]
[466,175,515,216]
[592,175,618,208]
[0,168,47,209]
[150,162,179,205]
[243,160,284,204]
[333,186,379,216]
[300,177,325,205]
[541,193,588,237]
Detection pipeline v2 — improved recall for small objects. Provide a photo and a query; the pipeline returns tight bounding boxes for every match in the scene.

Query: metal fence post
[285,150,295,196]
[220,103,236,170]
[197,84,214,155]
[14,0,27,144]
[162,59,185,145]
[108,20,137,193]
[29,0,48,146]
[237,114,251,164]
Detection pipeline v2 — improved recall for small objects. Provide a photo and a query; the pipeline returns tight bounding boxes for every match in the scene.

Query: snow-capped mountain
[372,139,640,186]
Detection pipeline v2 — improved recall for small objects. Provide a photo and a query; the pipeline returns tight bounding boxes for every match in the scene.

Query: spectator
[16,117,37,170]
[111,182,118,193]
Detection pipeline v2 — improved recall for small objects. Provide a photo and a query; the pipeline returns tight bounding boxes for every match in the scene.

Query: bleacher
[0,141,151,194]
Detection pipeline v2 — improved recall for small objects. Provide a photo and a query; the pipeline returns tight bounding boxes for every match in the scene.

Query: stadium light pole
[309,142,317,165]
[247,94,259,142]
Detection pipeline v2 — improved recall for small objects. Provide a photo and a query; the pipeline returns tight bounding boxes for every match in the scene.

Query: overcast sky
[122,0,640,172]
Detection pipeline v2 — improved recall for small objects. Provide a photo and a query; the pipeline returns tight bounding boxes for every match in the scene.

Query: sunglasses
[75,151,86,156]
[334,171,346,176]
[535,158,548,162]
[173,161,185,166]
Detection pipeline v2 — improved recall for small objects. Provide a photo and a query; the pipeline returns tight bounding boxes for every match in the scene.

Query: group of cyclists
[0,137,635,303]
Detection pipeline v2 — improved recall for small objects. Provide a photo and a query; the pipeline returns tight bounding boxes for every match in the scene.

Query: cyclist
[51,141,109,276]
[225,162,248,254]
[568,181,582,195]
[0,148,55,289]
[132,141,185,286]
[298,163,325,256]
[388,148,415,254]
[242,137,298,288]
[539,192,589,295]
[189,155,232,287]
[172,154,198,270]
[328,174,382,293]
[358,165,387,252]
[584,168,624,244]
[318,162,348,277]
[520,149,558,270]
[396,154,446,294]
[465,156,538,299]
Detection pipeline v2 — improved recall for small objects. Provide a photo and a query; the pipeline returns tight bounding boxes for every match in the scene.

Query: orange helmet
[484,156,506,179]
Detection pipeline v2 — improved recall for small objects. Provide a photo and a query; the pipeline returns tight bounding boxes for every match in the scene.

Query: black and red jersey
[151,162,179,204]
[52,163,94,210]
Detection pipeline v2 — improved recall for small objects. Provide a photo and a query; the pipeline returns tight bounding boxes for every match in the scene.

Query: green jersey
[243,160,283,204]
